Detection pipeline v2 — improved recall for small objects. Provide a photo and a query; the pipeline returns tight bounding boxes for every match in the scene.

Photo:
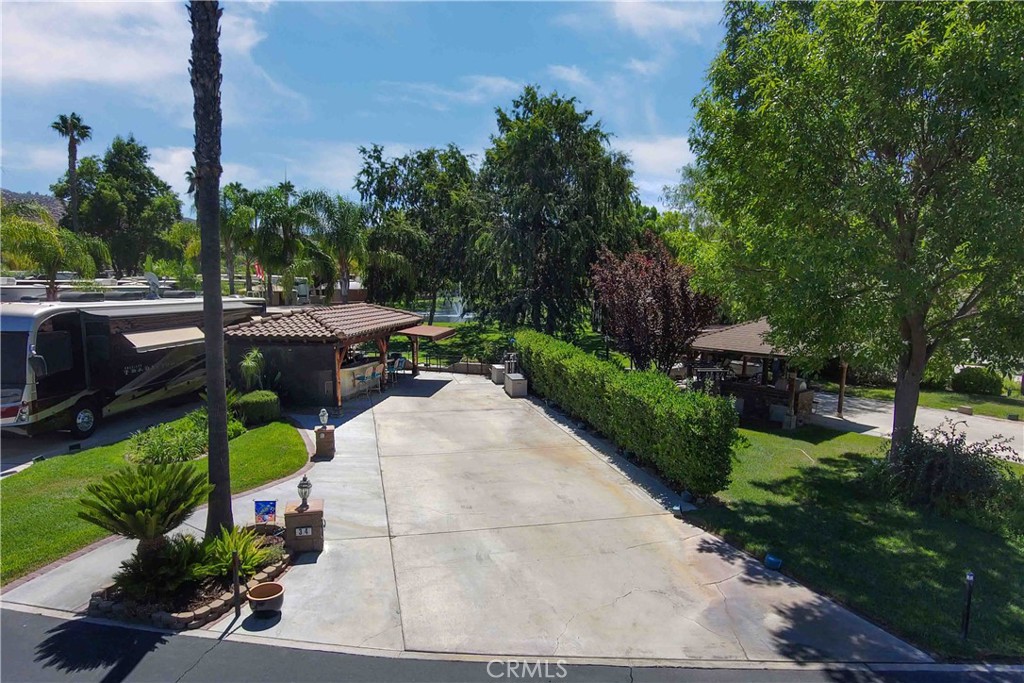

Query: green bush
[868,420,1023,538]
[199,526,276,580]
[515,329,738,497]
[114,533,207,602]
[235,390,281,425]
[126,408,245,464]
[951,366,1004,395]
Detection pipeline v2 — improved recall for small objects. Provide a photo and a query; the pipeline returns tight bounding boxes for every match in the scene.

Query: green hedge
[235,390,281,425]
[951,367,1004,396]
[515,329,738,497]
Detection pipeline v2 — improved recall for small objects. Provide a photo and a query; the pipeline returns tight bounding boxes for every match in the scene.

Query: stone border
[86,557,290,630]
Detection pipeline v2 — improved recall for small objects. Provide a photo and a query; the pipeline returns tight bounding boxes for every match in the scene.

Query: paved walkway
[4,373,929,665]
[811,393,1022,455]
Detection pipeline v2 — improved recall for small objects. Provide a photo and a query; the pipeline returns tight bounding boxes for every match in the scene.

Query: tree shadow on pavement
[34,618,167,683]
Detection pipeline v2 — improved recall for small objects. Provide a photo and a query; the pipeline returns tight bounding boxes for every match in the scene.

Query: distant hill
[1,189,67,223]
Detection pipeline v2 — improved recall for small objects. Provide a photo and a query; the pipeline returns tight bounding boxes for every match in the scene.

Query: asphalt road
[2,610,1018,683]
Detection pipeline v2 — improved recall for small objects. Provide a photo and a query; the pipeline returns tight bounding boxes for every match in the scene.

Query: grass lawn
[0,420,307,585]
[685,426,1024,660]
[818,381,1024,420]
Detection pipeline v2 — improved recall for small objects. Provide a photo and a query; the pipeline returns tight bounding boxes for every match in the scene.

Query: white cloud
[546,65,596,91]
[149,146,267,204]
[610,2,722,42]
[378,75,521,112]
[0,143,69,174]
[625,57,662,77]
[614,134,693,201]
[1,2,307,127]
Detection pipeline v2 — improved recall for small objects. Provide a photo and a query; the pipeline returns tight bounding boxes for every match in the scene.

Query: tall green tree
[220,181,251,295]
[188,0,233,538]
[300,191,366,303]
[356,144,477,322]
[50,112,91,233]
[474,85,637,335]
[690,1,1024,452]
[51,135,182,274]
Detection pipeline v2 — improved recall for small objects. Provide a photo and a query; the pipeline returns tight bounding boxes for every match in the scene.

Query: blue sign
[254,500,277,524]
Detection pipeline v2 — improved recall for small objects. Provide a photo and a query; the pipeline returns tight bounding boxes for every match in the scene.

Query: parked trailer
[0,298,264,438]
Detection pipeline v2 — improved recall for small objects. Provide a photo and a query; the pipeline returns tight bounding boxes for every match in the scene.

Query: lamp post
[297,475,312,511]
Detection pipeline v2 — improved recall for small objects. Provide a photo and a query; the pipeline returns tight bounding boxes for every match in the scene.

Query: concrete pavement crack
[552,588,638,656]
[714,583,750,661]
[700,569,745,587]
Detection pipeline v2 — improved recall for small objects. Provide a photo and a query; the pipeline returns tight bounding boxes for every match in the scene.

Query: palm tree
[188,0,233,539]
[221,182,249,295]
[300,191,367,303]
[1,201,110,300]
[50,112,92,232]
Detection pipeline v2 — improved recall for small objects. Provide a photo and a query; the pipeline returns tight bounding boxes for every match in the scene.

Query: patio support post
[412,337,420,376]
[376,337,389,388]
[336,344,348,408]
[837,360,848,418]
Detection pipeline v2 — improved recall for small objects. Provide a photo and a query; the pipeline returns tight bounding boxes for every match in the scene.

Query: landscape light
[297,475,312,510]
[318,408,329,427]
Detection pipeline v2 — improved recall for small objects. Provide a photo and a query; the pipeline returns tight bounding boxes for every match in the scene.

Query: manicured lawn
[685,426,1024,660]
[819,381,1024,420]
[0,420,308,585]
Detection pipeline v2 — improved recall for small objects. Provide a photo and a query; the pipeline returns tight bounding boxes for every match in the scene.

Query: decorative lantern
[318,408,329,427]
[297,475,312,510]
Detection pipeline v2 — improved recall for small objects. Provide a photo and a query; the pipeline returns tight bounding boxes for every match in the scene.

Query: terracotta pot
[247,581,285,613]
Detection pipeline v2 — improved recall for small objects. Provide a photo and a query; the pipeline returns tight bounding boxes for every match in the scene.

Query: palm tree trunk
[340,257,350,304]
[428,289,438,325]
[244,255,253,295]
[225,238,236,295]
[189,0,233,539]
[68,137,80,233]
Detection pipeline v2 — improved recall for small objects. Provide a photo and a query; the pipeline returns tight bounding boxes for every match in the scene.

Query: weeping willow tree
[0,201,110,300]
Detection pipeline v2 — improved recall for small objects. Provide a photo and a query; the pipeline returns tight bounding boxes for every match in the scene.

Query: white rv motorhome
[1,298,263,438]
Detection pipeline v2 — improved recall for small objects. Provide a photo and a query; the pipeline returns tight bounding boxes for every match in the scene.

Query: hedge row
[514,329,738,497]
[235,390,281,425]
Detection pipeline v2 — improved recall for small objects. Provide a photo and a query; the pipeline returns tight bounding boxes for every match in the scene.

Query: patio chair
[369,365,384,395]
[389,357,407,384]
[354,372,371,398]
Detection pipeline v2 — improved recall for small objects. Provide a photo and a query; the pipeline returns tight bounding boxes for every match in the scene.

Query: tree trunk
[226,239,235,295]
[428,289,438,325]
[68,137,80,233]
[340,258,350,304]
[265,270,273,305]
[189,0,233,539]
[890,316,930,457]
[244,256,253,295]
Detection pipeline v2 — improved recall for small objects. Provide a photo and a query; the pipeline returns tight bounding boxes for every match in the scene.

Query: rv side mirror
[28,354,48,378]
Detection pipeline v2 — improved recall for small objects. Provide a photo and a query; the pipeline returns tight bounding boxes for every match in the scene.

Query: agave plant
[78,463,212,562]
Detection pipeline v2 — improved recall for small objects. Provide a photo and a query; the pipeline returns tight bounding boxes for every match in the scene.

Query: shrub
[235,390,281,425]
[186,406,246,441]
[126,408,245,464]
[869,420,1022,537]
[114,533,207,603]
[951,366,1004,395]
[199,526,275,580]
[515,329,738,497]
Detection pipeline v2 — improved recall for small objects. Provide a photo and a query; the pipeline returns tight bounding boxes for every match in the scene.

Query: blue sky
[1,1,725,211]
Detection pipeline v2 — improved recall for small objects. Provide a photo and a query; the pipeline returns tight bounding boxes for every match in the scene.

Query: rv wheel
[70,401,99,439]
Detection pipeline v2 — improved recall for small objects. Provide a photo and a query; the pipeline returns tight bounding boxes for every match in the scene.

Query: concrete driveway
[4,373,930,665]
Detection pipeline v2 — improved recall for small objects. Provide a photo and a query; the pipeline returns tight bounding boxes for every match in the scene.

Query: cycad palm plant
[78,463,212,563]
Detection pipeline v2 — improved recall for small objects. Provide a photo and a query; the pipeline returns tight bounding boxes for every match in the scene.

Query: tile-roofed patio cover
[224,303,423,343]
[690,318,786,358]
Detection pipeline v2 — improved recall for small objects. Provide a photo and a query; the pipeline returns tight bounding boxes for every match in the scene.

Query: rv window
[1,332,28,388]
[35,331,74,376]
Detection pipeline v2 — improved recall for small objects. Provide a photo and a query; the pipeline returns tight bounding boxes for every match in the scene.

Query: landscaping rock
[254,571,269,583]
[192,604,212,621]
[207,598,225,614]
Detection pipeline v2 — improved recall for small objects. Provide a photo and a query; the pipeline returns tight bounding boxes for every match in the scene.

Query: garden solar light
[297,475,312,510]
[319,408,329,427]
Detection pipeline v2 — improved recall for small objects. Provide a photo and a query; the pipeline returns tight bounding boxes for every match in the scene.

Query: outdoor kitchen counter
[339,359,385,399]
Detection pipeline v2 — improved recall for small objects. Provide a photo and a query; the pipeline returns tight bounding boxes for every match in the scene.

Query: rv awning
[122,327,205,352]
[396,325,457,341]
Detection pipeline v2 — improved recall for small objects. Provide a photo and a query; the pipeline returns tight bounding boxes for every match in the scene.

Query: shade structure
[122,326,204,352]
[395,324,458,342]
[690,318,785,359]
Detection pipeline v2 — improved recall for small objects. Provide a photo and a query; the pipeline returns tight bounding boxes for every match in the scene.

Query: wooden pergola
[394,324,458,376]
